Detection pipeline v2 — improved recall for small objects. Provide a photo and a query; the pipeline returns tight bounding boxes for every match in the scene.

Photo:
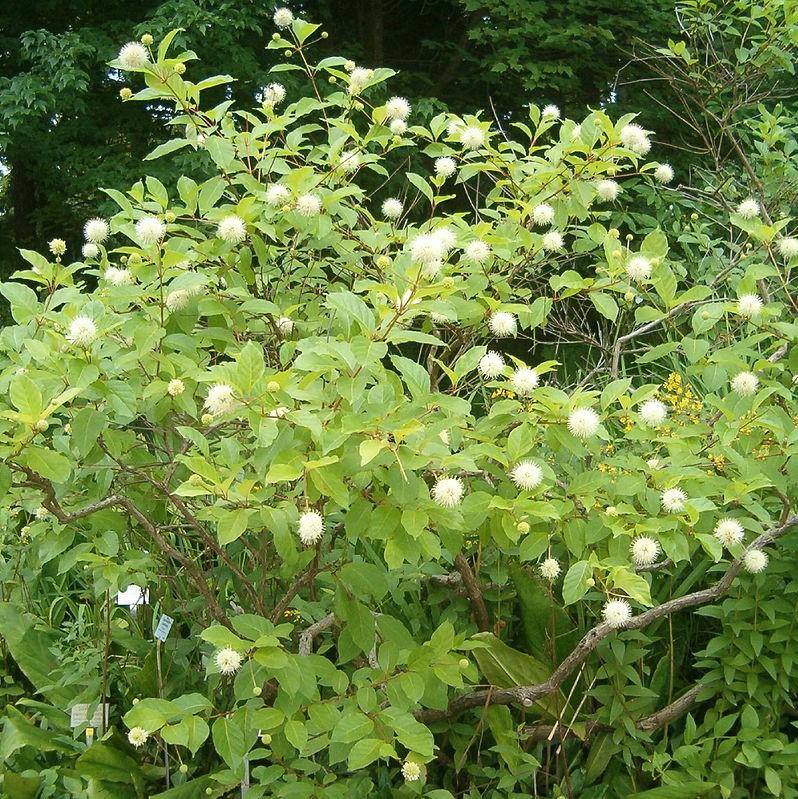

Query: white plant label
[154,614,174,641]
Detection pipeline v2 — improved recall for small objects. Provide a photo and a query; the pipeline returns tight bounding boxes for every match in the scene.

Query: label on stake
[155,614,174,641]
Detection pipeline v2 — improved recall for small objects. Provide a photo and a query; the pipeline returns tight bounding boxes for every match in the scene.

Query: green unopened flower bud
[206,789,213,796]
[625,234,633,242]
[129,253,142,265]
[442,277,455,289]
[459,658,470,669]
[701,310,710,319]
[321,31,329,39]
[179,763,188,774]
[34,419,49,432]
[120,87,133,100]
[174,62,186,75]
[267,380,280,393]
[132,697,140,705]
[586,578,595,587]
[609,228,620,238]
[516,521,530,534]
[624,291,635,302]
[328,76,337,84]
[272,32,280,41]
[284,50,292,58]
[140,34,154,46]
[188,474,203,486]
[376,255,391,269]
[165,211,176,223]
[201,413,214,426]
[260,733,272,745]
[690,213,699,220]
[253,686,262,696]
[353,101,363,112]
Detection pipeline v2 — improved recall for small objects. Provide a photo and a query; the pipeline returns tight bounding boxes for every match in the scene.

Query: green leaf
[562,560,593,605]
[9,374,43,419]
[211,714,251,771]
[626,782,717,799]
[235,341,265,392]
[406,172,433,204]
[589,292,619,321]
[76,742,144,787]
[161,716,210,754]
[608,566,653,606]
[284,718,308,752]
[150,777,220,799]
[347,737,386,770]
[71,407,107,458]
[217,508,252,545]
[144,139,190,160]
[21,446,71,483]
[0,707,72,761]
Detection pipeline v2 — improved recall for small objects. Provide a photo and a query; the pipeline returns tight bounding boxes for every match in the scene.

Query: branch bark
[453,553,490,632]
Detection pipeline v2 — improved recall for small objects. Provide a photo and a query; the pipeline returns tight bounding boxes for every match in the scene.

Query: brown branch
[298,613,335,656]
[270,561,318,623]
[453,553,490,632]
[415,514,797,723]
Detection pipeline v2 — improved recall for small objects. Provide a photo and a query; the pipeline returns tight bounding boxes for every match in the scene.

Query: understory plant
[1,5,798,798]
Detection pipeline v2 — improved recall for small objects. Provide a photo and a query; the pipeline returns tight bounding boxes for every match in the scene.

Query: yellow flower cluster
[662,372,702,424]
[708,454,726,473]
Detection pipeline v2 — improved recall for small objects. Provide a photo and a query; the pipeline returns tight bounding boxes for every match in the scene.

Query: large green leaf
[626,782,718,799]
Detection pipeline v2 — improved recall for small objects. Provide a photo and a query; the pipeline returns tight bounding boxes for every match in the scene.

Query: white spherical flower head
[714,518,744,549]
[389,118,407,136]
[571,123,582,141]
[433,226,457,252]
[488,311,517,337]
[626,255,652,283]
[104,266,133,286]
[540,558,561,580]
[630,536,660,566]
[266,184,291,206]
[263,82,286,105]
[165,289,191,312]
[541,230,564,252]
[460,126,486,150]
[167,378,185,397]
[464,239,491,263]
[217,214,247,244]
[67,316,98,347]
[127,727,149,748]
[215,647,243,675]
[435,157,457,179]
[737,293,763,318]
[432,476,464,508]
[84,217,109,243]
[510,367,539,396]
[743,549,768,573]
[777,237,798,259]
[385,96,411,121]
[654,164,674,184]
[731,371,758,397]
[401,761,421,782]
[410,233,446,266]
[135,216,166,245]
[34,506,49,520]
[542,104,560,119]
[619,123,650,154]
[531,203,555,227]
[446,118,464,137]
[118,42,150,70]
[276,316,294,336]
[381,198,403,220]
[298,510,324,545]
[603,598,632,628]
[661,487,686,513]
[273,7,294,28]
[204,384,236,416]
[49,238,67,256]
[82,243,100,259]
[736,198,760,219]
[296,193,322,217]
[478,351,505,378]
[510,461,544,491]
[639,399,668,427]
[567,408,600,438]
[338,149,360,173]
[596,179,620,202]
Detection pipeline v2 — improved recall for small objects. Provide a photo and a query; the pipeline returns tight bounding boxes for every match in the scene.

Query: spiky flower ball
[82,243,99,259]
[639,399,668,427]
[488,311,517,337]
[128,727,149,748]
[215,648,243,675]
[49,239,66,256]
[266,184,291,205]
[567,408,600,438]
[603,598,632,628]
[737,294,763,318]
[630,537,660,566]
[432,476,464,508]
[84,217,109,243]
[118,42,150,70]
[542,230,564,252]
[385,96,411,121]
[661,488,686,513]
[654,164,674,184]
[402,761,421,782]
[296,193,322,217]
[434,157,457,179]
[540,558,561,580]
[731,371,758,397]
[135,216,166,245]
[204,384,236,416]
[273,7,294,28]
[743,549,768,573]
[460,126,485,150]
[165,289,191,312]
[531,203,555,227]
[736,198,760,219]
[167,379,185,397]
[510,367,539,396]
[626,255,652,283]
[714,518,744,548]
[464,240,491,263]
[619,123,650,155]
[276,316,294,336]
[217,215,247,244]
[777,237,798,259]
[338,149,360,173]
[381,198,403,219]
[596,179,620,202]
[298,510,324,545]
[478,351,505,378]
[105,267,133,286]
[411,234,447,266]
[389,119,407,135]
[263,82,286,105]
[542,104,560,119]
[510,461,543,491]
[67,316,97,347]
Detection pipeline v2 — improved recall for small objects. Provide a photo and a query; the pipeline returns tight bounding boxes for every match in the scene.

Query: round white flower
[118,42,149,70]
[433,226,457,252]
[619,123,650,155]
[82,243,100,259]
[385,96,411,121]
[661,488,686,513]
[67,316,97,347]
[215,647,243,675]
[510,367,539,396]
[266,184,291,205]
[736,198,760,219]
[488,311,517,337]
[531,203,555,227]
[626,255,652,282]
[381,198,403,219]
[263,82,286,105]
[217,214,247,244]
[737,293,763,318]
[276,316,294,336]
[777,237,798,259]
[542,104,560,119]
[630,536,660,566]
[296,193,322,217]
[714,518,744,549]
[273,7,294,28]
[389,119,407,136]
[135,216,166,245]
[639,399,668,427]
[541,230,564,252]
[596,179,620,202]
[104,267,133,286]
[410,233,446,266]
[434,157,457,179]
[84,217,109,243]
[446,119,464,137]
[603,598,632,628]
[647,458,661,470]
[460,126,485,150]
[338,149,360,173]
[165,289,191,312]
[127,727,149,748]
[204,384,236,416]
[167,379,185,397]
[540,558,561,580]
[49,239,66,256]
[478,351,505,378]
[654,164,674,184]
[731,371,758,397]
[431,476,464,508]
[401,761,421,782]
[34,506,49,520]
[464,240,490,263]
[571,124,582,141]
[344,60,356,72]
[298,510,324,545]
[743,549,768,573]
[567,408,600,438]
[510,461,543,491]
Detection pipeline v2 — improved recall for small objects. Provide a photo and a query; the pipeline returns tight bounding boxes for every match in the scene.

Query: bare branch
[298,613,335,656]
[453,553,490,632]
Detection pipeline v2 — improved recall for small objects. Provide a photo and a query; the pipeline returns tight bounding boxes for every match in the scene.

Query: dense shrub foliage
[1,6,798,799]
